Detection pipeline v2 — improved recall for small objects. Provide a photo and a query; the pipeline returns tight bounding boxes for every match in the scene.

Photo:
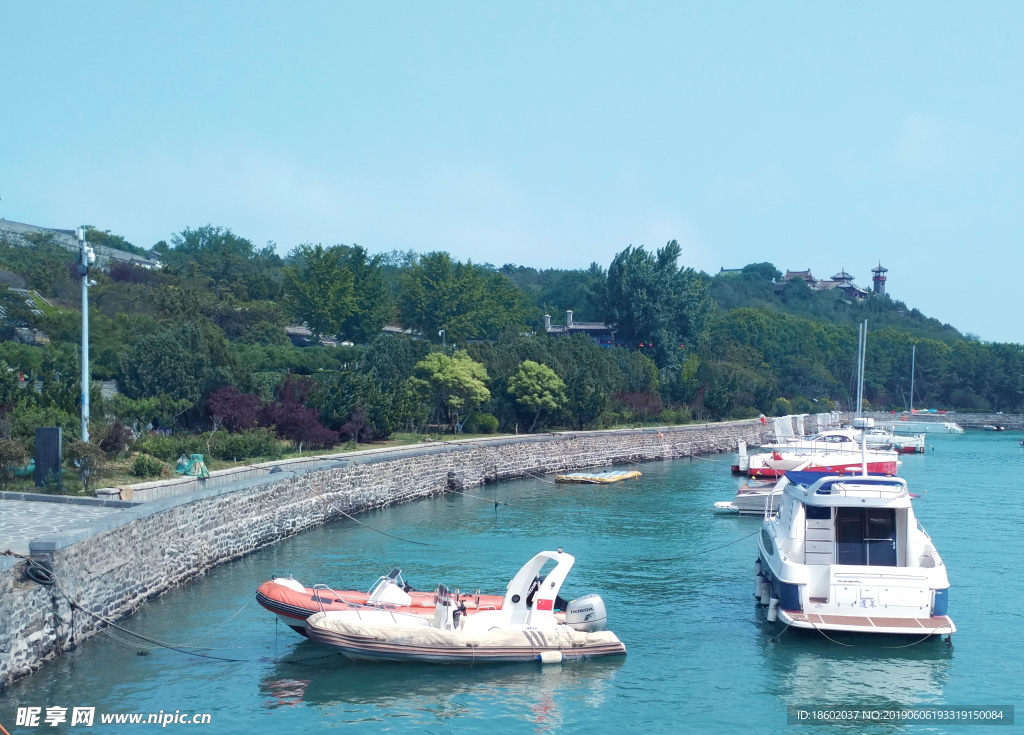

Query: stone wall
[0,419,771,691]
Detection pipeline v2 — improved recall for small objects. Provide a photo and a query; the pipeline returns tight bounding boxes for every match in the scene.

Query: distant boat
[879,419,964,434]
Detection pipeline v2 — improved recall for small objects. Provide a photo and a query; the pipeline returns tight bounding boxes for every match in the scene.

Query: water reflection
[259,642,624,730]
[760,627,953,706]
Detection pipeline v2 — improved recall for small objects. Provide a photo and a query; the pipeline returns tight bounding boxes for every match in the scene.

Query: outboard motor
[565,594,608,632]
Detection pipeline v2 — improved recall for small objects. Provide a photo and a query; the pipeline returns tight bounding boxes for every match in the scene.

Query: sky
[1,3,1021,341]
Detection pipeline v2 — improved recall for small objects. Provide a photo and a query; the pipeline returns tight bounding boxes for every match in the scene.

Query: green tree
[283,244,356,339]
[598,240,714,367]
[552,334,623,429]
[120,323,210,410]
[167,225,283,301]
[337,246,392,343]
[398,253,530,344]
[508,360,566,432]
[410,351,490,432]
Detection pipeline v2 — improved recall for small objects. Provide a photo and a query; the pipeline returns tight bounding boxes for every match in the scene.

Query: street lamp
[76,228,95,441]
[439,329,445,348]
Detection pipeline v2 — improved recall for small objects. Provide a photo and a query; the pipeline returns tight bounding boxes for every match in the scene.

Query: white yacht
[755,470,954,636]
[878,419,964,435]
[769,427,925,455]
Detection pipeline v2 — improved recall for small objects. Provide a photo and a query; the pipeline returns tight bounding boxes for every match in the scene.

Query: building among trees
[544,310,618,348]
[773,268,877,300]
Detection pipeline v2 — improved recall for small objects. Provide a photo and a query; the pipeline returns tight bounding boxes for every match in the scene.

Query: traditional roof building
[772,267,877,300]
[872,263,888,295]
[545,310,617,348]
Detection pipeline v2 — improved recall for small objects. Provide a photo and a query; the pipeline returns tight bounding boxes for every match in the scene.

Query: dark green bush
[135,429,282,463]
[130,453,165,478]
[464,413,499,434]
[213,428,281,461]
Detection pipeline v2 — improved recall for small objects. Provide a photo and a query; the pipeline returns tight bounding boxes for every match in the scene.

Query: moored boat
[714,477,783,515]
[256,568,505,636]
[304,549,627,663]
[745,447,899,478]
[756,470,954,637]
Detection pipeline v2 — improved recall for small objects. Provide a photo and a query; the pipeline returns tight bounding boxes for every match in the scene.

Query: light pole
[76,228,95,441]
[439,329,445,348]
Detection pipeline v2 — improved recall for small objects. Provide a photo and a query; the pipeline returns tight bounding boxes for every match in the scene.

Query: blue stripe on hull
[759,554,803,612]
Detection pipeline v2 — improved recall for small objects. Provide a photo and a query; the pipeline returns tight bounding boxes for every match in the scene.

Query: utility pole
[77,228,95,441]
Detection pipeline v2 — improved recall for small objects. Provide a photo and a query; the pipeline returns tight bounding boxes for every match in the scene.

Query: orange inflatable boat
[257,568,506,636]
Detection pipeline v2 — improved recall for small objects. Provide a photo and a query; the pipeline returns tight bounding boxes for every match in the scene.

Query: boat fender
[760,584,771,607]
[537,651,563,664]
[767,598,779,623]
[754,574,766,599]
[754,559,762,575]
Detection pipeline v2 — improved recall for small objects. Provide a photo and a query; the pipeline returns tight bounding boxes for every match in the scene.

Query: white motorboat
[304,550,627,663]
[769,427,925,454]
[755,470,954,637]
[745,446,899,478]
[715,477,785,515]
[878,419,964,434]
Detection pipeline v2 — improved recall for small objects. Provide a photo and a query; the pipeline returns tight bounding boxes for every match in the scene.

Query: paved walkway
[0,500,128,554]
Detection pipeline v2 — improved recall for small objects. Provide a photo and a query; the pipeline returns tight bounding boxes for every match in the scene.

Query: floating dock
[554,470,642,484]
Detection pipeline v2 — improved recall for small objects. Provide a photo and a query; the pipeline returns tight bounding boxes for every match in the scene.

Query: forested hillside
[0,223,1020,480]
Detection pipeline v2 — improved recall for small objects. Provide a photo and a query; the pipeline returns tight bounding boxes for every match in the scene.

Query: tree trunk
[529,409,541,433]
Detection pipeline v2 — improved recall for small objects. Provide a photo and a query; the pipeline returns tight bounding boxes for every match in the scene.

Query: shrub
[213,428,281,461]
[464,413,499,434]
[790,396,813,414]
[0,439,28,489]
[207,385,262,432]
[656,408,690,426]
[616,392,664,420]
[772,397,793,416]
[65,441,105,493]
[99,422,134,454]
[130,453,165,478]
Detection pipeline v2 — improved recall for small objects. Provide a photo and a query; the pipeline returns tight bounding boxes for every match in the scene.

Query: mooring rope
[300,479,430,546]
[807,619,944,649]
[637,528,761,563]
[7,552,345,665]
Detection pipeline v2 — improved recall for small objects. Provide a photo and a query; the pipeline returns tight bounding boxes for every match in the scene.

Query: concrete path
[0,500,128,555]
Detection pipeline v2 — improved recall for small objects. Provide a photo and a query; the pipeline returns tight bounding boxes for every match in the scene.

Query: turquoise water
[1,432,1021,733]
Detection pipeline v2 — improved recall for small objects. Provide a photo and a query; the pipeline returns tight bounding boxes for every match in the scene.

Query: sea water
[1,432,1021,733]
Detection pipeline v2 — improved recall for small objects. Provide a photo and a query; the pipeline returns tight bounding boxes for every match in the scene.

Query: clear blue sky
[1,3,1021,341]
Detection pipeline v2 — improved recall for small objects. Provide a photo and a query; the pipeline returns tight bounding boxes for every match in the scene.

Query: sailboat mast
[856,320,868,417]
[910,344,916,414]
[855,323,863,417]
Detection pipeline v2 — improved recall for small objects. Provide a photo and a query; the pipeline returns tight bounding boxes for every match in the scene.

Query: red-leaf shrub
[261,375,338,449]
[615,391,664,420]
[207,386,263,432]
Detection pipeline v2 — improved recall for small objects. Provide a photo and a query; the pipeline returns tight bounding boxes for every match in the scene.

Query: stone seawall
[0,420,771,691]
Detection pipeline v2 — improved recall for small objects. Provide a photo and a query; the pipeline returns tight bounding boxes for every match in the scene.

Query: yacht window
[805,505,831,520]
[835,508,897,566]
